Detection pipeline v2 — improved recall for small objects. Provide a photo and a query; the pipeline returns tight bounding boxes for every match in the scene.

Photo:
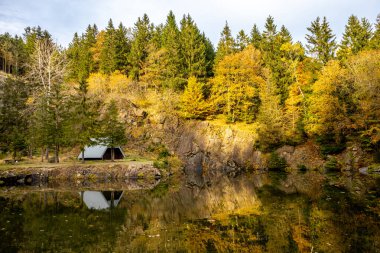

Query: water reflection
[80,191,124,210]
[0,172,379,252]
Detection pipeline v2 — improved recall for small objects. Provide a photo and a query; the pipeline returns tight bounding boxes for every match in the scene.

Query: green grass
[0,158,153,171]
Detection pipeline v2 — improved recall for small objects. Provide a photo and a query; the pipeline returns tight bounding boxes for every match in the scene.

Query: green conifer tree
[114,22,130,73]
[250,24,262,49]
[215,22,235,63]
[369,14,380,49]
[236,30,250,51]
[179,14,206,78]
[129,14,153,80]
[305,17,337,64]
[101,100,127,161]
[202,33,215,77]
[337,15,372,61]
[99,19,117,74]
[161,11,181,79]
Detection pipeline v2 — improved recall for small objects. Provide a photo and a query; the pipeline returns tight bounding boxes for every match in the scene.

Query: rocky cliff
[127,112,371,184]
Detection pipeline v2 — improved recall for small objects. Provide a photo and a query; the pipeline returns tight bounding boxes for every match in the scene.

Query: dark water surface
[0,172,379,252]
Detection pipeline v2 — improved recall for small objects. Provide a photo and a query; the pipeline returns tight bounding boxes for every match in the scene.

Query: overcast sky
[0,0,379,48]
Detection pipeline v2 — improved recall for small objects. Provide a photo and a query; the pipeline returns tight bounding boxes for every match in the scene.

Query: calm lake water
[0,171,379,252]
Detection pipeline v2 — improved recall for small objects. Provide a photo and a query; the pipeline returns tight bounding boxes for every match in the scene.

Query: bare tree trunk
[28,145,33,159]
[55,144,59,163]
[41,147,44,162]
[80,191,84,208]
[111,147,115,162]
[45,147,49,161]
[81,147,85,163]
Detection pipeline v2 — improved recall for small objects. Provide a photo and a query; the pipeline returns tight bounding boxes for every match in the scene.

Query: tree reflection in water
[0,172,379,252]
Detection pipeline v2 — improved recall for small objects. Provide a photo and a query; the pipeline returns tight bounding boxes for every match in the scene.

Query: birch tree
[27,37,67,163]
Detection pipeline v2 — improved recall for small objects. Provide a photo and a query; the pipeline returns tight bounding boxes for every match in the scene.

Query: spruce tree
[161,11,181,79]
[338,15,372,60]
[179,14,206,78]
[129,14,153,80]
[236,30,250,51]
[278,25,292,44]
[369,14,380,49]
[84,24,98,73]
[99,19,117,74]
[114,22,130,73]
[250,24,262,49]
[0,78,28,158]
[306,16,337,64]
[262,16,294,104]
[215,22,235,63]
[202,33,215,77]
[101,100,127,162]
[262,15,277,46]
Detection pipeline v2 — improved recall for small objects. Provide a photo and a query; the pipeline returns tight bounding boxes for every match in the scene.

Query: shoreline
[0,161,162,187]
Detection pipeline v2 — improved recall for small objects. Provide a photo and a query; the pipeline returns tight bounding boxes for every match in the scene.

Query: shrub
[316,135,346,156]
[267,152,287,171]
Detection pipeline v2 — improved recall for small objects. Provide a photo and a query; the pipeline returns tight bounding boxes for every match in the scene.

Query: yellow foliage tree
[90,30,105,70]
[87,72,108,96]
[255,80,285,150]
[211,45,265,122]
[140,45,169,91]
[284,82,304,142]
[281,43,309,143]
[109,70,131,93]
[304,60,347,138]
[88,71,131,96]
[180,76,210,119]
[347,50,380,145]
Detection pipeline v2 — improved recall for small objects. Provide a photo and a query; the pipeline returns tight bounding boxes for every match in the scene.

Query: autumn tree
[304,61,347,141]
[255,80,284,151]
[281,42,307,143]
[180,76,210,119]
[211,46,264,122]
[140,45,169,90]
[347,50,380,148]
[140,25,168,90]
[306,17,337,64]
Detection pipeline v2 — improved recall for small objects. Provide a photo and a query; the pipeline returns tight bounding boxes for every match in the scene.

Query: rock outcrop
[128,112,371,183]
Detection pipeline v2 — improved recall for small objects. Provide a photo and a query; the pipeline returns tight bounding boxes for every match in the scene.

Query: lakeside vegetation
[0,12,379,163]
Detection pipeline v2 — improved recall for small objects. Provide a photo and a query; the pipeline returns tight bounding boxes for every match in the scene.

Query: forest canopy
[0,12,379,160]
